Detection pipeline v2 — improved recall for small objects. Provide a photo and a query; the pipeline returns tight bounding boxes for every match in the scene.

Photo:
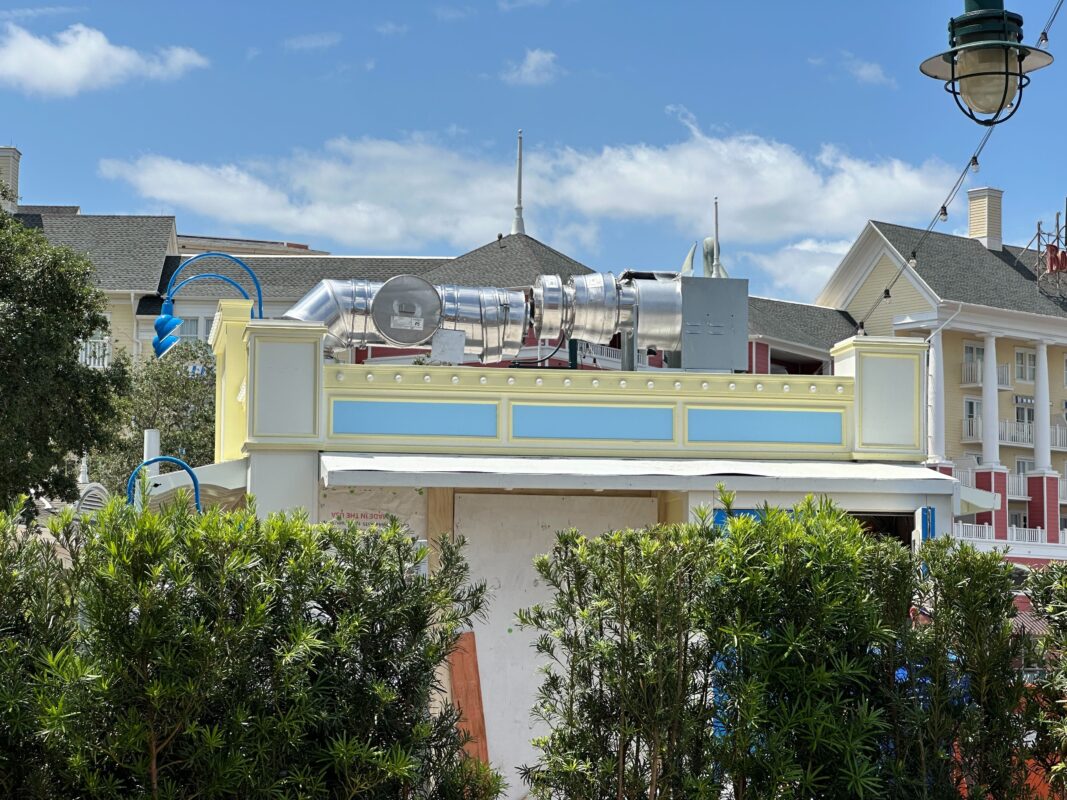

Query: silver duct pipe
[283,276,529,363]
[284,269,706,364]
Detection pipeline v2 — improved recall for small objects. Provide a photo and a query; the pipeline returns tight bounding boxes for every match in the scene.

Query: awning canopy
[147,458,249,510]
[321,453,969,497]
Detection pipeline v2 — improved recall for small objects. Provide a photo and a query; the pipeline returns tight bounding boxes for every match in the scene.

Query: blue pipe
[126,456,202,513]
[165,251,264,318]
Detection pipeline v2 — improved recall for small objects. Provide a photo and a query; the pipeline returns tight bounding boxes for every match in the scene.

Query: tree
[0,207,128,505]
[91,340,216,494]
[3,495,503,799]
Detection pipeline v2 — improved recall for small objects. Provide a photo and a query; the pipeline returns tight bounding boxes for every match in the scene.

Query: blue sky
[1,1,1064,300]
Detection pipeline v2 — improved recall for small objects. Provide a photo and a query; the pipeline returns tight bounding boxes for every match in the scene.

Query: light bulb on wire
[970,156,980,174]
[939,206,949,223]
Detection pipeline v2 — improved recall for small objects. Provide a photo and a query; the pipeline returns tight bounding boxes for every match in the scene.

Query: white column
[927,330,947,462]
[143,428,161,477]
[982,333,1001,466]
[1035,340,1052,471]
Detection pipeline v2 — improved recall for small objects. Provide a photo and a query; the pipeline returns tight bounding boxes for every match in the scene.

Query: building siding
[845,253,933,337]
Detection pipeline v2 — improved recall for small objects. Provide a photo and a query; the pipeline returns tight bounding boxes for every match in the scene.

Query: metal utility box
[680,276,748,372]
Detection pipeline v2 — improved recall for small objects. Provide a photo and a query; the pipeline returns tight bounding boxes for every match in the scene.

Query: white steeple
[511,129,525,235]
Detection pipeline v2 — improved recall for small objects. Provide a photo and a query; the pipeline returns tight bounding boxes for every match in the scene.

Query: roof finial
[708,196,729,279]
[511,129,525,235]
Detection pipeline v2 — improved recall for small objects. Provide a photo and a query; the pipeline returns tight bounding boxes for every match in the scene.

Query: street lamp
[920,0,1053,126]
[152,252,264,358]
[126,455,201,513]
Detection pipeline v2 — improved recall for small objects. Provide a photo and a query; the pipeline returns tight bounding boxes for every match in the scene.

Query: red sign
[1047,244,1067,273]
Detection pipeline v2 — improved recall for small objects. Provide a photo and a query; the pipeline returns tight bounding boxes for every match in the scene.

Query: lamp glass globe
[958,47,1019,115]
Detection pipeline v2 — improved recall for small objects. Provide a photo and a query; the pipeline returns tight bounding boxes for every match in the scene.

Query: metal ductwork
[284,269,748,370]
[283,275,527,363]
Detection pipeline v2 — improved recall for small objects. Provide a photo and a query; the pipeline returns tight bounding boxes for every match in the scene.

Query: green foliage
[91,340,216,494]
[519,493,1035,800]
[0,212,129,504]
[0,498,502,799]
[1026,561,1067,798]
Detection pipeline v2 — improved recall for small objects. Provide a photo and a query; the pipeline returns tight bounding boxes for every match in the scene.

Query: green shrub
[519,493,1034,800]
[0,497,502,799]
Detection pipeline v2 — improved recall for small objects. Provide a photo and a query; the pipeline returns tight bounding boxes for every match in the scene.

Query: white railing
[1052,425,1067,451]
[964,362,1012,388]
[997,363,1012,389]
[1007,473,1029,498]
[952,467,976,488]
[954,522,996,541]
[1061,482,1067,502]
[962,418,982,441]
[999,419,1034,446]
[581,344,650,368]
[79,339,111,369]
[1009,526,1046,544]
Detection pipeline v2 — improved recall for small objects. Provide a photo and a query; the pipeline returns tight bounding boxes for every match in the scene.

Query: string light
[939,206,949,222]
[970,156,980,174]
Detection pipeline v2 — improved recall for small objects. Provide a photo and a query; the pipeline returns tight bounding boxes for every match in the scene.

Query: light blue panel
[333,400,497,438]
[687,409,842,445]
[512,404,675,441]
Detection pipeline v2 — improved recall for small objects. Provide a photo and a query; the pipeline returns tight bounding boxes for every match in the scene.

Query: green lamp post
[920,0,1053,126]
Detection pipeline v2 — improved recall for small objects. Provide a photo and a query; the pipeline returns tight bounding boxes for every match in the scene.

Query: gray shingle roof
[422,233,594,286]
[748,296,858,351]
[138,234,594,314]
[15,212,175,292]
[871,221,1067,318]
[142,254,450,310]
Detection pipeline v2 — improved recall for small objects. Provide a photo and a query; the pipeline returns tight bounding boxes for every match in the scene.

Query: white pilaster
[927,330,946,463]
[982,333,1000,466]
[1035,340,1052,471]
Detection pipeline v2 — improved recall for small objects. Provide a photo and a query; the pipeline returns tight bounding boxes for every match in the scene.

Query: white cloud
[0,23,207,97]
[99,114,953,277]
[434,6,475,20]
[499,0,550,9]
[0,6,81,20]
[841,51,897,88]
[375,21,408,35]
[283,32,341,51]
[501,48,562,86]
[742,239,853,300]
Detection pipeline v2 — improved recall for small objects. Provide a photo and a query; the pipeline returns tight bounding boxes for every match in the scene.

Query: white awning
[959,484,1001,514]
[147,458,249,509]
[320,453,963,496]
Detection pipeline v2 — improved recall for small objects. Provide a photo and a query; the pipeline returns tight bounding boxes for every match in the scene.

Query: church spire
[511,129,525,235]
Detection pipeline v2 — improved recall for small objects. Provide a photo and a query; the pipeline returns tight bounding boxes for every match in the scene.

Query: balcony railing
[1007,473,1029,499]
[79,339,111,369]
[962,418,982,442]
[1061,482,1067,502]
[954,522,996,541]
[961,361,1012,388]
[1009,526,1047,544]
[952,467,976,488]
[999,419,1034,446]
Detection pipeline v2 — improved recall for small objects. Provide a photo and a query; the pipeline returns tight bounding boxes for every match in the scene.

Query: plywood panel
[456,493,658,799]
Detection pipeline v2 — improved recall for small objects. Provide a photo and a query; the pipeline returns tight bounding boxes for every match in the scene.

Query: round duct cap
[371,274,443,346]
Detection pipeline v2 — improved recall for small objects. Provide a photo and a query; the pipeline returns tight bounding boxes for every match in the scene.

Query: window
[1016,404,1035,425]
[1063,354,1067,386]
[1010,511,1028,528]
[179,317,200,343]
[964,397,982,419]
[964,342,984,363]
[1016,348,1037,382]
[1017,458,1035,475]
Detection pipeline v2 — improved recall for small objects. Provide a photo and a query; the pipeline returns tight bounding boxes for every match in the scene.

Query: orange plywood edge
[450,631,489,764]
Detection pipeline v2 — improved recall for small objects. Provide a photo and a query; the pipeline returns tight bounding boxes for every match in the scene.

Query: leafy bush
[0,498,502,799]
[519,494,1034,800]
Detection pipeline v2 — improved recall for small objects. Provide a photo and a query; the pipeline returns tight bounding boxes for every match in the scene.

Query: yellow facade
[104,294,142,359]
[845,254,933,337]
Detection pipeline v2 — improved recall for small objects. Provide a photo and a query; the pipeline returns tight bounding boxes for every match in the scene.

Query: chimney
[968,187,1003,251]
[0,147,20,213]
